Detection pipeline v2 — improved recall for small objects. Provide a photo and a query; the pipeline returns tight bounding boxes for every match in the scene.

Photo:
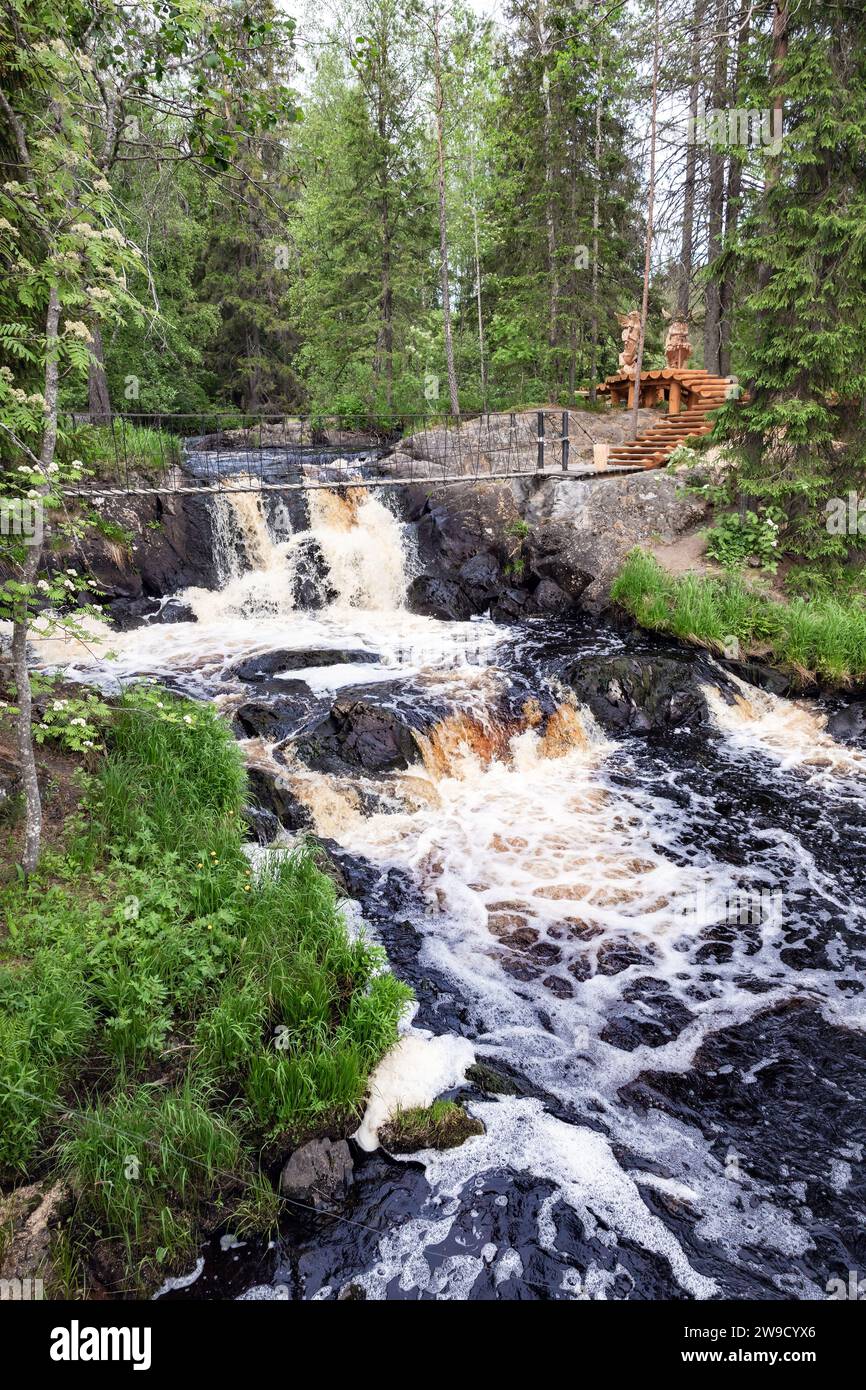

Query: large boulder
[565,653,718,734]
[229,648,378,683]
[294,689,429,775]
[232,687,315,741]
[521,471,709,611]
[245,765,312,833]
[406,575,473,622]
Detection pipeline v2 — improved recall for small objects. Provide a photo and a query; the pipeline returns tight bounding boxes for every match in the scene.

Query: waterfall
[195,486,413,621]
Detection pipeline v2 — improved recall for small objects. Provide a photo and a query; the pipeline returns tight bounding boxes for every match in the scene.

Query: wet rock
[246,765,312,832]
[526,578,572,615]
[825,701,866,746]
[287,535,337,609]
[233,690,313,741]
[465,1062,522,1096]
[154,598,197,625]
[229,648,377,683]
[595,939,647,976]
[294,692,425,775]
[243,804,279,845]
[91,492,220,598]
[406,575,473,622]
[106,595,162,629]
[279,1138,354,1210]
[459,551,501,592]
[490,587,530,621]
[542,974,575,1000]
[719,657,794,699]
[564,653,716,734]
[600,976,696,1051]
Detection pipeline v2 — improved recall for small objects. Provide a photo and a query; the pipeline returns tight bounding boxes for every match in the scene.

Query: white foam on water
[154,1257,204,1297]
[704,674,866,785]
[354,1028,476,1152]
[381,1097,717,1300]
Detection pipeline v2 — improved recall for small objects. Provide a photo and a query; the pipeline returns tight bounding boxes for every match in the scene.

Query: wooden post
[537,411,545,471]
[561,411,569,471]
[669,379,682,415]
[627,377,636,409]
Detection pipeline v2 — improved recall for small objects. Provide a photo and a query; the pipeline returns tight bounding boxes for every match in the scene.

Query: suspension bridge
[65,369,735,498]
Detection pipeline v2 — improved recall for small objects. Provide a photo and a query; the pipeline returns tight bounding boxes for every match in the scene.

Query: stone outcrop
[563,652,725,734]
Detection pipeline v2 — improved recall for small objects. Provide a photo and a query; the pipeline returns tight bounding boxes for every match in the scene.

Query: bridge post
[537,411,545,472]
[561,411,569,471]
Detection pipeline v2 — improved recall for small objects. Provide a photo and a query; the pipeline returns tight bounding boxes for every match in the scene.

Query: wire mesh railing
[60,409,633,496]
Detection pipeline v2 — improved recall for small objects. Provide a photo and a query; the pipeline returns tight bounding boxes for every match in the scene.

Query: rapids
[33,460,866,1302]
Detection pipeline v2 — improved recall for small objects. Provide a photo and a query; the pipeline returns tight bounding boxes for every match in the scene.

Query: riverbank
[0,685,409,1295]
[612,549,866,689]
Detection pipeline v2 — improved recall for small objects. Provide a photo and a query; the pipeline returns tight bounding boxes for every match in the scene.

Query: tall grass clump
[0,686,411,1286]
[611,549,866,685]
[59,422,182,480]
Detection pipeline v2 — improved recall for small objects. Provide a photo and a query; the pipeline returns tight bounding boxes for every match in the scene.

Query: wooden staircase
[604,370,732,470]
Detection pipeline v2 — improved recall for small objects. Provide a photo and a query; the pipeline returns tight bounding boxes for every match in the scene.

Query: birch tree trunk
[13,283,61,874]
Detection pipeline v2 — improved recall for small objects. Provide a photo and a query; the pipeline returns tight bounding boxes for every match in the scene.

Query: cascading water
[33,471,866,1302]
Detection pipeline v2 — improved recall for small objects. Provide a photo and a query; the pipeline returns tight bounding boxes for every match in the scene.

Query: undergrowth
[612,549,866,685]
[0,686,410,1287]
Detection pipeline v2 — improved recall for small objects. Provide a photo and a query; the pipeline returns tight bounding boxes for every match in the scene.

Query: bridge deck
[69,462,645,497]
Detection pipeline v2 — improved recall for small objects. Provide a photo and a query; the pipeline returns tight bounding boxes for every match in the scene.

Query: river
[36,454,866,1301]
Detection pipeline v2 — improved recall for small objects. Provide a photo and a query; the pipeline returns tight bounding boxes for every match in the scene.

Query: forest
[2,0,864,564]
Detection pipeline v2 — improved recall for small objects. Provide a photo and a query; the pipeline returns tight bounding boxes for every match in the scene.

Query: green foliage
[717,0,866,559]
[612,550,866,685]
[380,1099,484,1153]
[59,1081,243,1267]
[58,423,181,479]
[704,508,784,574]
[28,678,112,754]
[0,688,411,1283]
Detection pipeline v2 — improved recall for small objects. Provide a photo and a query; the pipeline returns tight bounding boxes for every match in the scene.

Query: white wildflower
[63,321,93,342]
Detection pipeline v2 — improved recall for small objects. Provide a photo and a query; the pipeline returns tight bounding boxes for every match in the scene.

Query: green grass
[0,686,410,1287]
[379,1101,484,1153]
[59,422,182,480]
[612,549,866,685]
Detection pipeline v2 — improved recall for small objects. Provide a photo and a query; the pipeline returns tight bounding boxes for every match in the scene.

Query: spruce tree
[720,0,866,562]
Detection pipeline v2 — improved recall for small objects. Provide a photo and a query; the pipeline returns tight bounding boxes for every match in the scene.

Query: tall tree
[721,0,866,559]
[630,0,660,440]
